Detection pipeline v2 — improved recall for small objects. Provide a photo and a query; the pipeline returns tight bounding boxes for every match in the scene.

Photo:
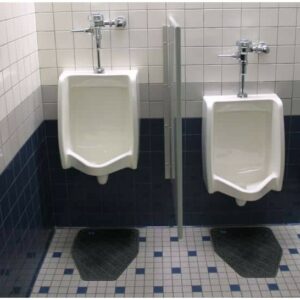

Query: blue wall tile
[0,123,53,297]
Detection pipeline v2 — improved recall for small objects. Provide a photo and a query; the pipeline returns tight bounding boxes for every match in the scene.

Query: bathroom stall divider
[163,16,183,239]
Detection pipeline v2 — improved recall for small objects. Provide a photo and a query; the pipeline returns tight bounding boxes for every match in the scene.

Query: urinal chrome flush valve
[72,13,126,74]
[219,39,270,98]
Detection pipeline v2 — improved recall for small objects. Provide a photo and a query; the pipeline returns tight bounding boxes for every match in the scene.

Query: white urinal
[58,70,139,184]
[202,94,284,206]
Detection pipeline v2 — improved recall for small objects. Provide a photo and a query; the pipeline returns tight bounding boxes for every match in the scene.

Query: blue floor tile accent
[188,250,197,256]
[39,287,49,294]
[139,237,146,242]
[64,268,74,275]
[171,267,181,274]
[170,236,178,242]
[230,284,241,292]
[136,268,145,275]
[115,287,125,294]
[192,285,202,293]
[207,266,217,273]
[280,265,290,271]
[154,251,163,257]
[153,286,164,293]
[52,252,62,258]
[77,287,87,294]
[289,248,299,254]
[268,283,279,291]
[202,236,211,241]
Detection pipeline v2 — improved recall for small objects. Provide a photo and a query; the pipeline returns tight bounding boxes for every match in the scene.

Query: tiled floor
[31,225,300,297]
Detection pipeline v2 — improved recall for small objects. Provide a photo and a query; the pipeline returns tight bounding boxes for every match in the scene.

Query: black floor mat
[211,227,282,278]
[72,228,139,281]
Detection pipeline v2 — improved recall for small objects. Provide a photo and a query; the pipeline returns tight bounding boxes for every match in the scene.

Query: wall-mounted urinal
[58,70,139,184]
[202,94,284,206]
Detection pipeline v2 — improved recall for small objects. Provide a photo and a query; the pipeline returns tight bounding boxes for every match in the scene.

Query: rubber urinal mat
[72,228,139,281]
[211,227,282,278]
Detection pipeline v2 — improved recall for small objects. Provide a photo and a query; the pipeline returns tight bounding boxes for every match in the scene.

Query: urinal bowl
[202,94,285,205]
[58,70,139,184]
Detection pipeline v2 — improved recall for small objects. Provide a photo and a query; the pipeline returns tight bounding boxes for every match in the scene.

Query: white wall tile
[54,12,72,30]
[277,46,295,64]
[148,10,166,29]
[149,66,163,83]
[130,29,148,48]
[148,29,163,47]
[111,48,130,67]
[75,49,93,67]
[259,27,278,45]
[37,32,55,49]
[258,64,276,81]
[55,31,74,49]
[74,32,92,49]
[148,48,163,66]
[57,49,75,68]
[204,9,222,28]
[39,50,57,68]
[204,28,222,46]
[111,30,129,48]
[241,9,259,27]
[130,48,148,66]
[185,10,203,28]
[204,47,222,65]
[185,29,203,47]
[279,8,297,26]
[129,10,147,29]
[36,13,54,31]
[204,65,221,82]
[53,3,72,12]
[223,28,240,46]
[40,68,58,85]
[71,2,91,12]
[185,47,203,65]
[260,9,278,27]
[277,27,295,45]
[186,65,203,82]
[276,64,294,81]
[223,9,241,27]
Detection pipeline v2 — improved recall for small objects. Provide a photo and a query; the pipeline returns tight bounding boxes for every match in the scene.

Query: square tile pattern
[31,225,300,297]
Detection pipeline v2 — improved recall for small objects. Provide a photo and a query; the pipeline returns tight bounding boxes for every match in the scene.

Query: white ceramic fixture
[202,94,284,206]
[58,70,139,184]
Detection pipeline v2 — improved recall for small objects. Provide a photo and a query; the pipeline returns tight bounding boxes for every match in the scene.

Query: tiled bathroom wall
[36,2,300,119]
[0,3,43,171]
[0,3,52,297]
[2,2,300,296]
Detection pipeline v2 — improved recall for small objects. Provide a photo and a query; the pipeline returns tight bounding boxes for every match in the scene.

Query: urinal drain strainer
[72,228,139,281]
[211,227,282,278]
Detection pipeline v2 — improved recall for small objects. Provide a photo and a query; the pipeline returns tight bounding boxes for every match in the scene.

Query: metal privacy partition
[163,16,183,238]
